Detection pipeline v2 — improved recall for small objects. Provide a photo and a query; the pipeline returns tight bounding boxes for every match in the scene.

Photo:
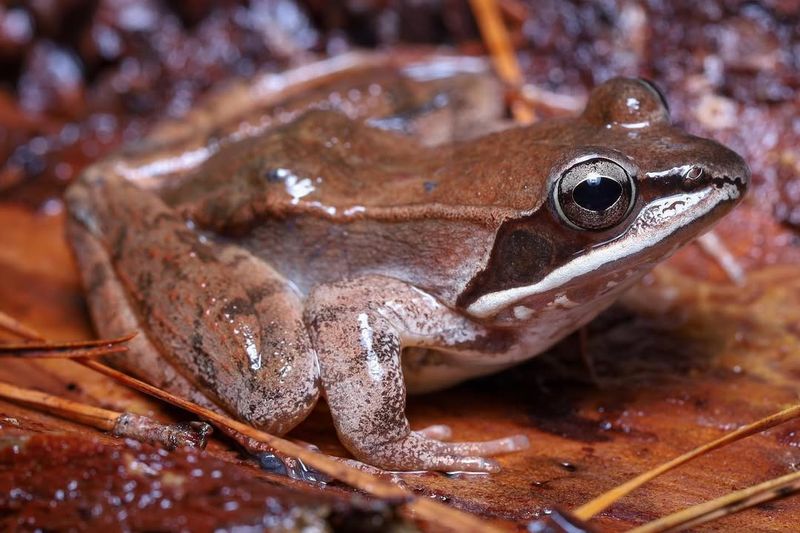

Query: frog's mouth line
[466,181,742,318]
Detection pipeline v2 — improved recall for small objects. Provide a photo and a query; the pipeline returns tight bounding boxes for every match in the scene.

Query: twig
[573,403,800,520]
[497,0,529,24]
[0,380,211,449]
[0,379,120,430]
[628,470,800,533]
[469,0,534,123]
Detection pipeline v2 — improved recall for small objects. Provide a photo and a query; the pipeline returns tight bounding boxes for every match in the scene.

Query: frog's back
[167,110,568,226]
[155,111,504,304]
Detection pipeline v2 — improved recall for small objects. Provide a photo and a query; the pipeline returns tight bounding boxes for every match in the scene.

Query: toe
[428,455,500,473]
[440,434,530,456]
[416,424,453,440]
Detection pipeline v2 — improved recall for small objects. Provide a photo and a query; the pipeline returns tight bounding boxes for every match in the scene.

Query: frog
[65,52,749,473]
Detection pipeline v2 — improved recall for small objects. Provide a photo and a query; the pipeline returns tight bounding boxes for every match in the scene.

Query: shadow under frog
[492,303,725,445]
[64,53,749,472]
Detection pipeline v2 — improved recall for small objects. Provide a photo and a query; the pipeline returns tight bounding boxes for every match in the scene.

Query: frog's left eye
[554,158,635,231]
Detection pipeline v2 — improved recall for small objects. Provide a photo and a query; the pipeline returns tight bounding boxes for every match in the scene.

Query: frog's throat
[466,182,741,318]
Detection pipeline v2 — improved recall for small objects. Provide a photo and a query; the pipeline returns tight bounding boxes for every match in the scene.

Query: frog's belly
[402,348,519,394]
[402,289,622,394]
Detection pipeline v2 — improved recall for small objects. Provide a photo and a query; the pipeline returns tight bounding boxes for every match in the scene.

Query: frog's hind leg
[63,221,322,483]
[66,173,320,436]
[305,276,529,473]
[67,216,220,410]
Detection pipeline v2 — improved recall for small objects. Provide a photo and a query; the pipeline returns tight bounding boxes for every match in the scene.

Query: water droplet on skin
[283,172,315,203]
[241,325,261,370]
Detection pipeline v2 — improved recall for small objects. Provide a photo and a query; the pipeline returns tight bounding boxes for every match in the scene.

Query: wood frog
[65,53,749,472]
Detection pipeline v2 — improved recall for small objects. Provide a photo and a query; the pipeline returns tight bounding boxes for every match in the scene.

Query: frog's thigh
[67,176,319,435]
[69,220,314,461]
[67,218,223,410]
[304,276,528,472]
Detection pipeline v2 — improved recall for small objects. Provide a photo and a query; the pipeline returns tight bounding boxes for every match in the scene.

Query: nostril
[683,166,704,184]
[680,165,706,191]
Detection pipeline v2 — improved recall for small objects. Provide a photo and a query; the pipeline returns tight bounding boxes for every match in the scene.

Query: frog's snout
[681,144,750,202]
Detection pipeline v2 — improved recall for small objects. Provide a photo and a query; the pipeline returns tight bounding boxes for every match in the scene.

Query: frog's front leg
[305,276,529,472]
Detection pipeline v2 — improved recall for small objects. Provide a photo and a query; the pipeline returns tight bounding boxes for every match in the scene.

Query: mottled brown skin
[65,53,749,472]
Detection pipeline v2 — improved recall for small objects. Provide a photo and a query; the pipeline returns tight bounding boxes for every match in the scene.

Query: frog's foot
[419,431,530,456]
[416,424,452,440]
[416,424,529,455]
[355,430,529,473]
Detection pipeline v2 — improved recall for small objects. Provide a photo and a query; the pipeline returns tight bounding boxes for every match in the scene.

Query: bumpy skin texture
[68,176,320,435]
[66,53,749,472]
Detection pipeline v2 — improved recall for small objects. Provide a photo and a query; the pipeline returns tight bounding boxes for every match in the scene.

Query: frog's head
[463,77,749,323]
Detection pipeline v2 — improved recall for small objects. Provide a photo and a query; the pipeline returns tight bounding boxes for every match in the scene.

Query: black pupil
[572,176,623,211]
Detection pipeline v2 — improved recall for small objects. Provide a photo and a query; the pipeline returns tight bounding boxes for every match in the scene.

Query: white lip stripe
[467,184,738,318]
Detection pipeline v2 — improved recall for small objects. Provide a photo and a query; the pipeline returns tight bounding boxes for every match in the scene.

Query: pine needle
[628,470,800,533]
[469,0,535,123]
[0,333,135,358]
[573,403,800,520]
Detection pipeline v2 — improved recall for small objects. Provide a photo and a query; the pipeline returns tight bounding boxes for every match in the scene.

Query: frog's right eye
[554,158,636,231]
